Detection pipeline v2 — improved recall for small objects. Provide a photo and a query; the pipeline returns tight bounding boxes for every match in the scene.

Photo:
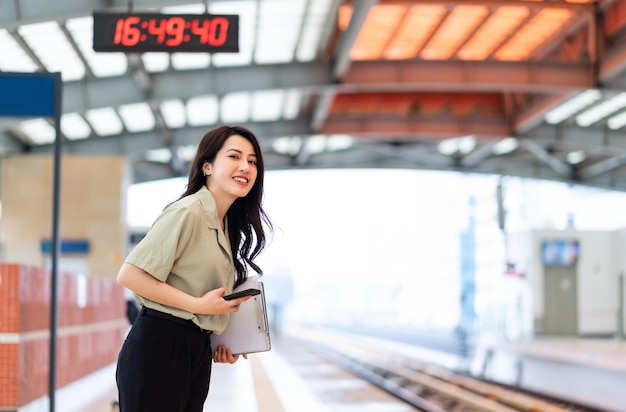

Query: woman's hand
[213,344,248,364]
[193,287,252,315]
[117,263,251,316]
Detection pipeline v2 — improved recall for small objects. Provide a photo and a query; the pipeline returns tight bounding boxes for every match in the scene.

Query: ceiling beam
[514,92,579,134]
[521,140,571,177]
[332,0,377,80]
[320,116,510,139]
[343,60,595,93]
[53,59,598,116]
[29,119,311,157]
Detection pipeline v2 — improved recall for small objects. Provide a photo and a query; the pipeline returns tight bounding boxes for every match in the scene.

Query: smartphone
[222,288,260,301]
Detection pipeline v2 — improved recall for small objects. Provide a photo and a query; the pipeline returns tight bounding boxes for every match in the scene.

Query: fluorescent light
[118,103,155,132]
[273,136,302,155]
[0,28,38,72]
[296,0,334,61]
[327,135,353,151]
[177,145,197,162]
[544,90,601,124]
[61,113,91,140]
[160,100,187,129]
[18,21,85,81]
[252,90,284,121]
[211,1,255,67]
[66,17,127,77]
[85,107,124,136]
[16,118,55,144]
[145,148,172,163]
[608,110,626,130]
[438,135,476,155]
[283,89,302,120]
[255,0,306,64]
[221,92,250,123]
[142,53,170,72]
[576,92,626,127]
[566,151,586,165]
[171,53,210,70]
[186,95,218,126]
[305,135,327,155]
[492,137,519,155]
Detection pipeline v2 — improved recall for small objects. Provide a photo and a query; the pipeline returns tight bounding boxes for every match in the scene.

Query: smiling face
[203,134,258,204]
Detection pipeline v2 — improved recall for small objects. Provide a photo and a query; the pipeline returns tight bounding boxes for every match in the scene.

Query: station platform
[20,329,626,412]
[472,335,626,411]
[28,331,413,412]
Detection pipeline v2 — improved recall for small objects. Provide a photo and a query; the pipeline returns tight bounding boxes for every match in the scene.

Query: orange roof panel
[457,6,530,60]
[350,5,407,60]
[420,5,489,60]
[495,8,574,61]
[384,5,447,60]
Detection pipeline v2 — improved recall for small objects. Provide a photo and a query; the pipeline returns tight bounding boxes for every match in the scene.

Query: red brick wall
[0,263,127,409]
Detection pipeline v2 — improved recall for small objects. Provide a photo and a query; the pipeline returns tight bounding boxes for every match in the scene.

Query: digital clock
[92,12,239,53]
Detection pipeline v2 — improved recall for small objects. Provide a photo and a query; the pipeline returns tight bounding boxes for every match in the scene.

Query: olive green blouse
[126,185,235,333]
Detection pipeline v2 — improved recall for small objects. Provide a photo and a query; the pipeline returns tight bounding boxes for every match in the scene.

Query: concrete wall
[0,155,130,280]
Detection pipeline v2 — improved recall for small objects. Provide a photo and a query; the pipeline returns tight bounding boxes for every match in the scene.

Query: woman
[115,125,272,411]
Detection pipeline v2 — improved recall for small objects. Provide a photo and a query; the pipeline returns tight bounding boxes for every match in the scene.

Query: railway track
[287,327,598,412]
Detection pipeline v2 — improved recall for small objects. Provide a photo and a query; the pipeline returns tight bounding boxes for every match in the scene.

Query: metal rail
[290,327,595,412]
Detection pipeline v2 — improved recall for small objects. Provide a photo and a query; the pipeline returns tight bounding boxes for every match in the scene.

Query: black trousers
[116,308,213,412]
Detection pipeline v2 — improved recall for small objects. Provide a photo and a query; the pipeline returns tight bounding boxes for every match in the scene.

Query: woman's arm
[117,262,249,315]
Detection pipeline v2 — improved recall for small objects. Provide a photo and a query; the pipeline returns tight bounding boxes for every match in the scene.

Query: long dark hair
[176,125,272,287]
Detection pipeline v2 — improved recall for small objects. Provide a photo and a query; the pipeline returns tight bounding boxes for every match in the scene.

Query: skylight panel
[145,148,172,163]
[177,145,197,162]
[161,4,205,13]
[142,53,170,73]
[252,90,284,121]
[608,111,626,130]
[283,89,302,119]
[438,135,476,155]
[61,113,91,140]
[16,118,56,144]
[272,136,303,155]
[221,92,250,123]
[492,137,519,155]
[18,21,85,81]
[186,95,219,126]
[211,1,255,67]
[544,90,601,124]
[305,135,327,154]
[576,92,626,127]
[327,135,353,151]
[295,0,333,61]
[160,99,187,128]
[0,29,38,72]
[171,53,211,70]
[85,107,124,136]
[255,0,306,64]
[118,103,156,132]
[65,17,127,77]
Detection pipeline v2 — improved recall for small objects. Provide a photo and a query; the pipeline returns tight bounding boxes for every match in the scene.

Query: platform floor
[471,335,626,411]
[20,331,626,412]
[34,333,413,412]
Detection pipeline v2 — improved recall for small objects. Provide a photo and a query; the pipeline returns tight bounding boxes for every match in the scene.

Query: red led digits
[190,19,211,44]
[208,17,229,46]
[165,17,185,46]
[147,19,167,43]
[189,17,229,45]
[94,12,238,52]
[113,16,141,46]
